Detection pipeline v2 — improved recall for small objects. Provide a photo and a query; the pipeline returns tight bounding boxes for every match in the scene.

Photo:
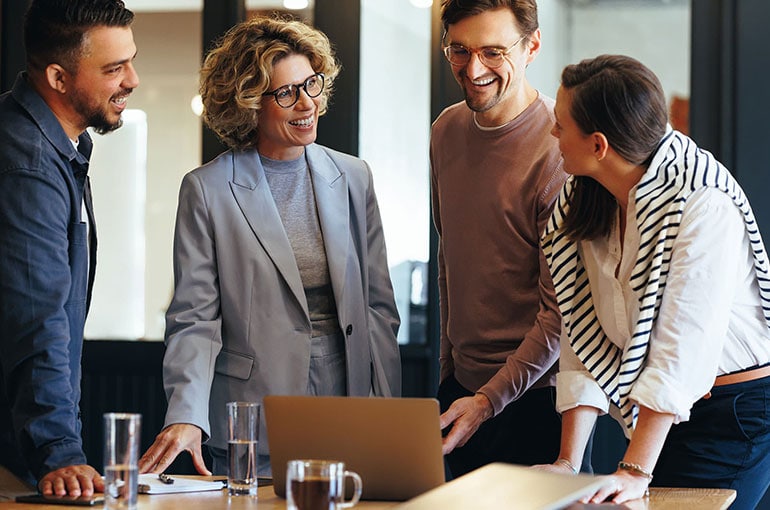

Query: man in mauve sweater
[431,0,572,478]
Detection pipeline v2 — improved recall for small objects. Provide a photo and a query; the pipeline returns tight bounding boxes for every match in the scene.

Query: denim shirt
[0,73,97,485]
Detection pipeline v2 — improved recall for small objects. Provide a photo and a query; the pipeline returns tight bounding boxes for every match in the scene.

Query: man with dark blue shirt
[0,0,138,498]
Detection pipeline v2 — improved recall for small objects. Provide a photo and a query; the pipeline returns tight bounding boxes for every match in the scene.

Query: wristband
[555,458,578,475]
[617,461,653,480]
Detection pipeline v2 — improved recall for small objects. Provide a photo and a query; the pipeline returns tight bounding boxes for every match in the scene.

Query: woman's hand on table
[138,423,211,475]
[581,471,650,505]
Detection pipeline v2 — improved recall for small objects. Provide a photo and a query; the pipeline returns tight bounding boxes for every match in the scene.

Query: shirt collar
[10,72,92,167]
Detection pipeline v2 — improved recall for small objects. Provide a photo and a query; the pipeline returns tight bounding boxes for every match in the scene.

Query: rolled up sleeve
[556,327,610,414]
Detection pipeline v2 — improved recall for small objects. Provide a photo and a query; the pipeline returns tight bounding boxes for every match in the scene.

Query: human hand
[138,424,211,475]
[439,393,493,455]
[580,471,650,505]
[531,461,576,476]
[38,464,104,497]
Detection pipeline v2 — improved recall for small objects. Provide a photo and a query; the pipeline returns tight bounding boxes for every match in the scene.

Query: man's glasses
[263,72,325,108]
[442,35,527,68]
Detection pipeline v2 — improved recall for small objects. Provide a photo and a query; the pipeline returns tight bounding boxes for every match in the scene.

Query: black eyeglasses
[263,72,325,108]
[442,35,527,68]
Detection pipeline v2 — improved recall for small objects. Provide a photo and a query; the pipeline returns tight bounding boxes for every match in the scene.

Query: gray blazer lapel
[306,144,350,315]
[229,150,308,315]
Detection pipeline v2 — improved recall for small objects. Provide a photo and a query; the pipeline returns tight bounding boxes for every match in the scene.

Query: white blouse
[556,186,770,425]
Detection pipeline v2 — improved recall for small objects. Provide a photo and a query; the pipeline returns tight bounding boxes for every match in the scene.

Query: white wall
[530,0,690,101]
[359,0,432,268]
[528,0,562,100]
[360,0,433,344]
[115,12,202,339]
[85,110,147,339]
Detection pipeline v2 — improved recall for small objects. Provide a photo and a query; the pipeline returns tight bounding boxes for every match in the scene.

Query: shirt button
[345,325,353,336]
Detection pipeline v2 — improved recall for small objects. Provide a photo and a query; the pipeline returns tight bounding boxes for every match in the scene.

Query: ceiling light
[191,95,203,117]
[284,0,309,9]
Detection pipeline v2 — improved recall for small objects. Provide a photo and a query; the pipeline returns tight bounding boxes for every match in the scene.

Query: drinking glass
[227,401,260,496]
[103,413,141,510]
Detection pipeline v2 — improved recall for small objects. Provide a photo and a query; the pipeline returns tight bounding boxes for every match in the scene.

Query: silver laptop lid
[264,395,446,501]
[395,462,606,510]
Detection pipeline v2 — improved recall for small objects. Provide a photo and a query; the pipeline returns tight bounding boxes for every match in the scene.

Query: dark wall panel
[313,0,360,156]
[691,0,770,243]
[201,0,245,164]
[1,0,29,93]
[81,340,203,474]
[692,2,770,506]
[733,0,770,244]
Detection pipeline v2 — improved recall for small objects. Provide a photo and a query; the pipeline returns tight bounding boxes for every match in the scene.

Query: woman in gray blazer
[138,16,401,477]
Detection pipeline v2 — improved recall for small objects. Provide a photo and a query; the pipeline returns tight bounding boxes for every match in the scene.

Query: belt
[703,363,770,399]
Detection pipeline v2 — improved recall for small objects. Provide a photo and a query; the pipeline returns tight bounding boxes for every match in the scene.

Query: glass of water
[103,413,141,510]
[226,401,260,496]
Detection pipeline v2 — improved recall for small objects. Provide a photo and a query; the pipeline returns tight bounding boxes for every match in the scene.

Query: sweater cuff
[477,374,511,416]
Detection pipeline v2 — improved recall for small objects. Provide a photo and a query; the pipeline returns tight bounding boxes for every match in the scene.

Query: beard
[70,87,130,135]
[91,115,123,135]
[460,79,501,114]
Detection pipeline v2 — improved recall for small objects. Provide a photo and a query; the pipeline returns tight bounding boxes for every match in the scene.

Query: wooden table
[567,487,736,510]
[0,484,381,509]
[0,485,736,509]
[0,487,735,510]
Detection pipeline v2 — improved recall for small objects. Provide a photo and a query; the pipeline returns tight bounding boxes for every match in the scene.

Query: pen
[158,473,174,485]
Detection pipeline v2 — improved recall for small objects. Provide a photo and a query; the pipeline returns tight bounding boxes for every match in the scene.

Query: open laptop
[264,395,445,501]
[395,462,607,510]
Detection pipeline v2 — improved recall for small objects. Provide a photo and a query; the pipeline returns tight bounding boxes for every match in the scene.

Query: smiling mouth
[289,115,314,127]
[470,76,495,87]
[111,94,130,108]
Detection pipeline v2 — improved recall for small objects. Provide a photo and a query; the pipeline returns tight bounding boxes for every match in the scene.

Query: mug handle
[338,470,363,508]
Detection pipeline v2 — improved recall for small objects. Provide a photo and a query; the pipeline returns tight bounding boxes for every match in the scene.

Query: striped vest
[542,129,770,433]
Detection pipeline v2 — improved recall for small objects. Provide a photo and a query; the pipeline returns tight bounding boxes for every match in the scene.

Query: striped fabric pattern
[542,130,770,433]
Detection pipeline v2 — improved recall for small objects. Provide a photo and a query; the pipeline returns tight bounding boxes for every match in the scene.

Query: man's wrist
[474,392,494,420]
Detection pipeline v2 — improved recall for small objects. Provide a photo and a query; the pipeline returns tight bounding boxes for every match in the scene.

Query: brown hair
[560,54,668,241]
[199,15,340,150]
[441,0,539,40]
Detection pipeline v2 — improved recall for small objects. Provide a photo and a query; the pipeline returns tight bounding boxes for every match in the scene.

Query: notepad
[137,474,225,494]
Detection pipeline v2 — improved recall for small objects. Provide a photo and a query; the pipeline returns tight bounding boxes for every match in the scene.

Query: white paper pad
[137,474,226,494]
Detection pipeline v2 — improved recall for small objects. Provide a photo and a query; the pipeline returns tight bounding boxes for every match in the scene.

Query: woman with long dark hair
[538,54,770,510]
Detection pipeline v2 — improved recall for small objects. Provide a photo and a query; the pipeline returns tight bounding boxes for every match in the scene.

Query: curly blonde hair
[200,15,341,150]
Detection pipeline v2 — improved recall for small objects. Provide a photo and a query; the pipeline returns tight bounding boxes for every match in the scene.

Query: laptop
[263,395,446,501]
[395,462,607,510]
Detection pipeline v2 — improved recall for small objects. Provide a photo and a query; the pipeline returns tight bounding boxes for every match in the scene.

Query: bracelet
[555,458,579,475]
[617,461,653,480]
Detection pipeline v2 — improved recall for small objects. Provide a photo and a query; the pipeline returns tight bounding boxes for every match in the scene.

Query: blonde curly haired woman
[139,16,401,477]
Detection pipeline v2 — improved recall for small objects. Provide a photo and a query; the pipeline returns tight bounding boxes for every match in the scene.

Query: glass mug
[287,459,363,510]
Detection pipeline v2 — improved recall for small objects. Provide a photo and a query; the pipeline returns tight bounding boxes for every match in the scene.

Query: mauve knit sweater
[430,94,567,415]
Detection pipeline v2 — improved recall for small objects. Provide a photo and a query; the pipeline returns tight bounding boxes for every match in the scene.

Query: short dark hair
[24,0,134,73]
[440,0,539,38]
[560,54,668,241]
